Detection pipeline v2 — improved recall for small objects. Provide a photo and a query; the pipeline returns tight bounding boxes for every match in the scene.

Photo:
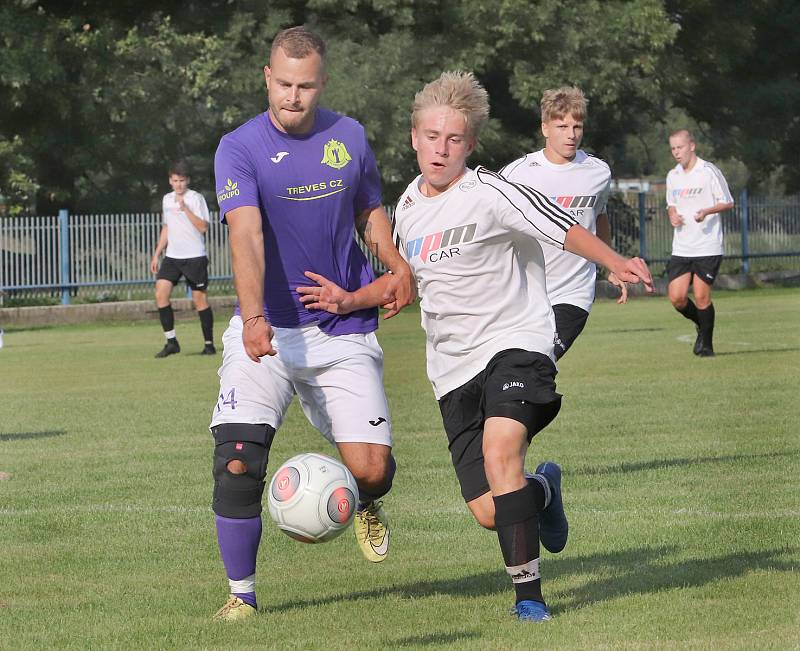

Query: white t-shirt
[162,189,210,258]
[666,157,733,257]
[500,150,611,311]
[393,166,577,399]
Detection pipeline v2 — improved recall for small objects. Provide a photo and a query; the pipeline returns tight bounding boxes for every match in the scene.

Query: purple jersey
[214,108,382,335]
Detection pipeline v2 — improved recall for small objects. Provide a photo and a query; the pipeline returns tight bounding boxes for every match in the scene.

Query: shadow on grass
[599,327,668,334]
[714,347,800,356]
[264,545,795,622]
[1,325,57,334]
[549,545,797,614]
[577,448,800,476]
[393,632,482,647]
[0,430,67,442]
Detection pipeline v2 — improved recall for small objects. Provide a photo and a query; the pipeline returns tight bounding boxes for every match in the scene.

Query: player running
[298,71,654,622]
[500,86,626,358]
[666,129,734,356]
[209,26,415,621]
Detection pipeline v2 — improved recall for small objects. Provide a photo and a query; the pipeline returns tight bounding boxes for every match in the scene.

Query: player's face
[169,174,189,195]
[541,113,583,164]
[264,46,327,135]
[411,106,476,197]
[670,133,696,168]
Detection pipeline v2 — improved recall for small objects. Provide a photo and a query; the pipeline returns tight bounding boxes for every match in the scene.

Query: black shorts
[667,255,722,286]
[437,349,562,502]
[552,303,590,360]
[157,256,209,290]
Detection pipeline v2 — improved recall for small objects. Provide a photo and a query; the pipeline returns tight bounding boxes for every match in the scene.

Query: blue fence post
[740,188,750,274]
[638,192,647,260]
[59,208,70,305]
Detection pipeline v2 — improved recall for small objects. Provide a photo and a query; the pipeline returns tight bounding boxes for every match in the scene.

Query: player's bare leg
[669,272,704,355]
[338,442,394,562]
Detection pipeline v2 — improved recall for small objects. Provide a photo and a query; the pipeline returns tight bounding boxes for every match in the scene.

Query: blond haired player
[500,87,624,358]
[298,71,654,622]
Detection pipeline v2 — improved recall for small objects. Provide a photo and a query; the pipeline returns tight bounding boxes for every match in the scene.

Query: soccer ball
[267,452,359,543]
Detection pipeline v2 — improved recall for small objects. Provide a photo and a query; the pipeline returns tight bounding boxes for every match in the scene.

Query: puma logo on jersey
[369,417,387,427]
[270,151,289,163]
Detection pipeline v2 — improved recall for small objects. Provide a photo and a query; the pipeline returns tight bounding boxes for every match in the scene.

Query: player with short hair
[500,86,626,358]
[298,71,653,622]
[666,129,734,357]
[209,26,415,621]
[150,161,215,357]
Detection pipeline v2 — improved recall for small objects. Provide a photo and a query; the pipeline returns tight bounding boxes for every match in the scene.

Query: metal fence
[1,191,799,306]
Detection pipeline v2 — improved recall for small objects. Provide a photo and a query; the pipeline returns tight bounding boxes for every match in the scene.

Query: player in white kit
[500,86,626,358]
[298,71,654,622]
[666,129,734,357]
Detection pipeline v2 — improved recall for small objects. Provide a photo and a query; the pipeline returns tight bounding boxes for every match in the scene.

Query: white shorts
[209,316,393,447]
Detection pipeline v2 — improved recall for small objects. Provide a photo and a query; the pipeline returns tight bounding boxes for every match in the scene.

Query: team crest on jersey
[406,223,477,263]
[400,195,415,211]
[321,139,352,169]
[459,180,477,191]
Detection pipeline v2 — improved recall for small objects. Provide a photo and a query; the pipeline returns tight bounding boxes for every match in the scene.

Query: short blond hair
[412,71,489,139]
[271,26,326,62]
[669,128,695,143]
[540,86,587,123]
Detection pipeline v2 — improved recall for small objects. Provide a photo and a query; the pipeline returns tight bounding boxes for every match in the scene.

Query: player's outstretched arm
[226,205,275,361]
[355,205,417,309]
[564,224,654,293]
[297,272,404,319]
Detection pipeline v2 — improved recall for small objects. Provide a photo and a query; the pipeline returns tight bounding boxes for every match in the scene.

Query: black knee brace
[211,423,276,518]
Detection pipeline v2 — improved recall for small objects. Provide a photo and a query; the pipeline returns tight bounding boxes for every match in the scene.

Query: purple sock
[216,515,262,608]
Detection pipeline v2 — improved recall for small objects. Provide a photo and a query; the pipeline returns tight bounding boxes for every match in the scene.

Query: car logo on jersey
[671,188,703,200]
[459,180,477,191]
[551,195,597,209]
[321,139,352,169]
[270,151,289,163]
[406,223,477,264]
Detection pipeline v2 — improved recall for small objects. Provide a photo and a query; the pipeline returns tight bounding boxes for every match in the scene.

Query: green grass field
[1,288,799,650]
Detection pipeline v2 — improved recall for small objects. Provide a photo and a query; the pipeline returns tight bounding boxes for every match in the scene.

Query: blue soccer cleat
[513,600,552,622]
[535,461,568,553]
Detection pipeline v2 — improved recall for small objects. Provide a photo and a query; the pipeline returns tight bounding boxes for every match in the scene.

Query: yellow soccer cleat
[212,595,257,622]
[353,500,390,563]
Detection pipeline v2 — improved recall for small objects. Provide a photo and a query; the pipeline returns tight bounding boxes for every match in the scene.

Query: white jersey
[500,150,611,311]
[393,166,577,399]
[666,157,733,257]
[162,189,210,258]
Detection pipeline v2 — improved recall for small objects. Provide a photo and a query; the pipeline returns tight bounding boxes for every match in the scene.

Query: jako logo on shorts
[406,223,477,262]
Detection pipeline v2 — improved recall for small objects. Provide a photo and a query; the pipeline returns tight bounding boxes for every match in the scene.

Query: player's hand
[669,212,684,227]
[176,194,186,210]
[385,266,417,310]
[694,209,707,222]
[242,316,275,362]
[149,255,159,274]
[612,257,654,294]
[297,271,355,314]
[607,271,629,304]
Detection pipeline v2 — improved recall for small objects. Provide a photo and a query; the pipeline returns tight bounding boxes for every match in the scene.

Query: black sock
[675,298,699,325]
[198,307,214,344]
[697,303,715,349]
[158,305,175,333]
[493,485,543,605]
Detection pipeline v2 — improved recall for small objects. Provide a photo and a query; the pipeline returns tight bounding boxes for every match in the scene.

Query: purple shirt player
[215,107,381,334]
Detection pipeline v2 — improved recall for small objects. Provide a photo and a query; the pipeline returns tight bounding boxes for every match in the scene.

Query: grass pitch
[1,288,798,650]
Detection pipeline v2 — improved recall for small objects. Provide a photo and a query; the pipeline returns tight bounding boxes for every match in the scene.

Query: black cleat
[693,325,703,355]
[201,344,217,355]
[697,346,715,357]
[155,339,180,358]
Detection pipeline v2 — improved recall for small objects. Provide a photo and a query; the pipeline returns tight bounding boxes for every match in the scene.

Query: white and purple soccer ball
[267,452,359,543]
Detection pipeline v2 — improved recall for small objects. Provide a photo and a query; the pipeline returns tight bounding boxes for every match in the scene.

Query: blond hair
[669,128,695,143]
[271,26,326,62]
[540,86,587,123]
[412,71,489,139]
